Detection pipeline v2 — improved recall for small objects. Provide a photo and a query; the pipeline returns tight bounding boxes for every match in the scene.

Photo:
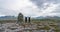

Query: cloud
[0,0,38,16]
[51,5,60,13]
[30,0,60,9]
[30,0,60,16]
[0,0,60,17]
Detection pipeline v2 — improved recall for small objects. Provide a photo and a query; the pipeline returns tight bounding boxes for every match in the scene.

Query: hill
[0,16,17,20]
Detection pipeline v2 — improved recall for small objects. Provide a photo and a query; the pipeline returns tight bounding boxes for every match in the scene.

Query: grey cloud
[30,0,60,9]
[51,5,60,13]
[52,10,60,13]
[46,0,60,3]
[30,0,60,16]
[30,0,45,9]
[0,0,60,17]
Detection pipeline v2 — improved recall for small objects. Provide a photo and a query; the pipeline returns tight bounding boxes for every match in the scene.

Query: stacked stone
[17,13,23,24]
[17,13,31,25]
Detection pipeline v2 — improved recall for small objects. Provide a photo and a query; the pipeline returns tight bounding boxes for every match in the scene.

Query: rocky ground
[0,22,60,32]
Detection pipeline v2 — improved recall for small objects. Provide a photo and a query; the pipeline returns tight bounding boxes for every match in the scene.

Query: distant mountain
[0,16,60,20]
[0,16,17,20]
[35,16,45,19]
[45,16,60,19]
[35,16,60,20]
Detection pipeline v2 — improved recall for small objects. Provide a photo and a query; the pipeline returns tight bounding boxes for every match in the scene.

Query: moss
[55,26,60,32]
[43,25,50,30]
[37,25,50,30]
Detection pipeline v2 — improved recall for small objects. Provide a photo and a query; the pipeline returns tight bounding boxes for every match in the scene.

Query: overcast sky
[0,0,60,17]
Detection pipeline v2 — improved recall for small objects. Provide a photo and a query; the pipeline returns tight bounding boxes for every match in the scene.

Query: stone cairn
[17,13,23,24]
[17,13,31,25]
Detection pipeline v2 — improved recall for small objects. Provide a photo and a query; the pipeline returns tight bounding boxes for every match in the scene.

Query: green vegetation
[0,20,17,23]
[31,18,60,32]
[37,25,50,30]
[0,18,60,32]
[54,25,60,32]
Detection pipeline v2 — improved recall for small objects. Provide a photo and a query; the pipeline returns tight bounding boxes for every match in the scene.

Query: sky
[0,0,60,17]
